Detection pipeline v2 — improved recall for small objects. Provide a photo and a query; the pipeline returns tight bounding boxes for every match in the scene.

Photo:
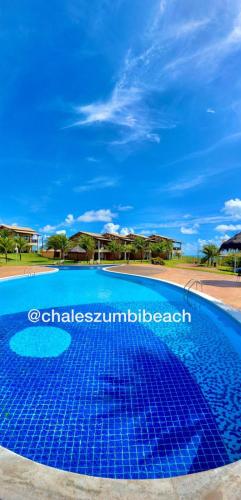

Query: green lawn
[164,258,236,275]
[0,254,149,266]
[0,253,237,276]
[0,253,62,266]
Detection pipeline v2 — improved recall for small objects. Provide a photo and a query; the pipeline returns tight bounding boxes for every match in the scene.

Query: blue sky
[1,0,241,254]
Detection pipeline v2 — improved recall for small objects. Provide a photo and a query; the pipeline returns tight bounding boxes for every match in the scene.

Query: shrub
[151,257,165,265]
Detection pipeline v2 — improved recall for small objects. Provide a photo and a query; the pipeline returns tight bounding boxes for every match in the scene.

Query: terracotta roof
[0,224,38,235]
[70,230,182,245]
[70,231,107,241]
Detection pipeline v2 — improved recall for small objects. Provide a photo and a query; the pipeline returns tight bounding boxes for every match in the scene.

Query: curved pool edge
[0,267,59,282]
[1,265,241,498]
[103,265,241,327]
[0,444,241,499]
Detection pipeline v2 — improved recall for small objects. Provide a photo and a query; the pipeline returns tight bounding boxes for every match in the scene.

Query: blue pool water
[0,267,241,479]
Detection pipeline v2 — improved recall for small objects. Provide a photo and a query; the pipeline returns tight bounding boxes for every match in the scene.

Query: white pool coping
[0,267,59,282]
[103,265,241,326]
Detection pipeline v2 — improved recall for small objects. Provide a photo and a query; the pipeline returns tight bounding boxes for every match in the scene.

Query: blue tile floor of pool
[0,302,230,479]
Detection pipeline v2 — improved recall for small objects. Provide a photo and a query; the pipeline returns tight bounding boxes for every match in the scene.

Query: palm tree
[201,244,219,266]
[0,234,15,262]
[46,234,70,260]
[78,235,95,262]
[125,243,133,262]
[107,240,123,260]
[132,237,149,261]
[14,236,29,261]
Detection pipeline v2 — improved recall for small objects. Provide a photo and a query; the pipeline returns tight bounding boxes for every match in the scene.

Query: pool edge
[0,265,241,499]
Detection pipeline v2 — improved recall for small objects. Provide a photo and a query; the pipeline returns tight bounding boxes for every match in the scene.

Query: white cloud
[198,234,230,248]
[65,214,74,224]
[223,198,241,219]
[103,223,120,234]
[215,223,241,232]
[66,2,241,148]
[74,176,119,193]
[71,84,167,145]
[120,227,134,235]
[77,209,116,223]
[180,224,199,234]
[41,224,57,233]
[56,230,66,235]
[206,108,216,114]
[102,223,134,235]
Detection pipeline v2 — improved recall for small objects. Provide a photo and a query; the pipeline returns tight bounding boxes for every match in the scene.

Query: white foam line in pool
[103,266,241,327]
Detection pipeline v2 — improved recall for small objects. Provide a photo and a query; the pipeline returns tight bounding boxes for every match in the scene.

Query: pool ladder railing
[24,268,36,277]
[184,279,203,296]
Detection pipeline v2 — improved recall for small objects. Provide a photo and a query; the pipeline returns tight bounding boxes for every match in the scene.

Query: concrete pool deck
[110,264,241,310]
[0,266,54,280]
[0,264,241,499]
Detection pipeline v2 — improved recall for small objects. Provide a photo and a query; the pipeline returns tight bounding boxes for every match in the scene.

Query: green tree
[46,234,70,260]
[107,240,123,260]
[124,243,133,262]
[132,237,149,261]
[201,244,219,266]
[14,236,29,261]
[78,235,95,262]
[150,240,173,260]
[0,232,15,262]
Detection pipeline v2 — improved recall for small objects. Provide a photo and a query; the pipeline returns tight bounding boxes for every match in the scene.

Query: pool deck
[0,266,53,280]
[109,264,241,310]
[0,264,241,499]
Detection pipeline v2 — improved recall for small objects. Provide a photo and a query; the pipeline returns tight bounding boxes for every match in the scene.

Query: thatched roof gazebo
[67,245,86,261]
[219,232,241,252]
[219,232,241,273]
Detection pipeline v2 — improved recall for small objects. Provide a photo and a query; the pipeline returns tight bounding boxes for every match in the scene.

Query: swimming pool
[0,266,241,479]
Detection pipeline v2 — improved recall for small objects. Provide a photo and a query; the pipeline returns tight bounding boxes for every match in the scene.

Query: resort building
[69,230,182,261]
[0,224,39,252]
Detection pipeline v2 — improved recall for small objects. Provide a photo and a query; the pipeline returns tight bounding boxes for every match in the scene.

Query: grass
[0,253,64,266]
[0,253,237,276]
[0,254,150,267]
[164,258,236,275]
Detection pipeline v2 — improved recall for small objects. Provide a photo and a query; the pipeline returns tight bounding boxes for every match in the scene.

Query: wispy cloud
[115,204,133,211]
[74,176,119,192]
[215,223,241,232]
[86,156,99,163]
[163,175,205,193]
[68,2,221,145]
[67,1,241,147]
[71,84,171,145]
[134,198,241,234]
[163,131,241,168]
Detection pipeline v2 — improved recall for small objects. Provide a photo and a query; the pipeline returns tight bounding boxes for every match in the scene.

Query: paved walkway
[110,264,241,310]
[0,266,53,279]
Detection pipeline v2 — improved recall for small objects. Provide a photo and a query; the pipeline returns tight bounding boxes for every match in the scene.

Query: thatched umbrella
[68,245,86,261]
[219,232,241,272]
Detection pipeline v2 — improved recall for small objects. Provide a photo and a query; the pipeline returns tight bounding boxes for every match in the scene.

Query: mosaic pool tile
[0,268,240,479]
